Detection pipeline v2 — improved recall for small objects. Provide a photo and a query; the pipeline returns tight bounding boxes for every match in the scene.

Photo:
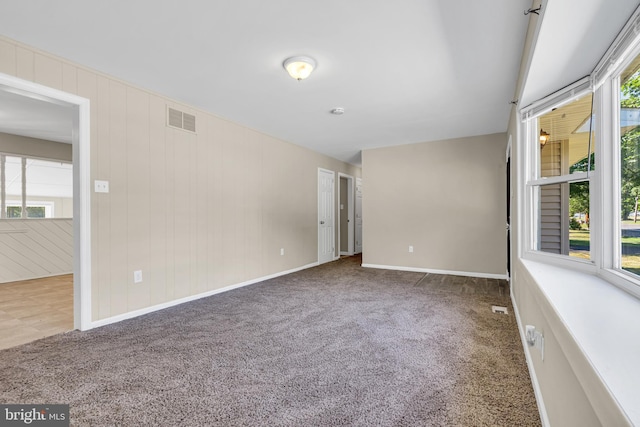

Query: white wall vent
[167,107,196,133]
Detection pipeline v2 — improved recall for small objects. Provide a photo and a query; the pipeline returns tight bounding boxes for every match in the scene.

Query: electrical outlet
[280,248,285,256]
[95,180,109,193]
[525,325,544,361]
[409,245,414,253]
[134,270,143,284]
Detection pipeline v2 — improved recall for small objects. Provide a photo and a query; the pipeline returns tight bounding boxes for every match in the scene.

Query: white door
[355,177,363,254]
[318,168,335,264]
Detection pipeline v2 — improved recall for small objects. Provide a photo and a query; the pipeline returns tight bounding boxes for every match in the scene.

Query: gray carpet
[0,256,540,426]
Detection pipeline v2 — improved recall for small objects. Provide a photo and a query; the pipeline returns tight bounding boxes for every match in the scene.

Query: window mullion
[0,154,5,219]
[528,172,589,187]
[598,78,618,271]
[21,157,26,218]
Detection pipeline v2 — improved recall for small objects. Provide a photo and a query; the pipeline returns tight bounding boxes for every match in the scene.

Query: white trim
[511,293,551,427]
[598,268,640,300]
[90,261,318,329]
[516,0,547,106]
[0,72,92,331]
[361,263,508,280]
[520,77,592,121]
[528,172,589,187]
[337,172,355,256]
[523,250,597,274]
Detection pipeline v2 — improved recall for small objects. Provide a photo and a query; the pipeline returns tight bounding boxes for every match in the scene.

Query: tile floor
[0,274,73,350]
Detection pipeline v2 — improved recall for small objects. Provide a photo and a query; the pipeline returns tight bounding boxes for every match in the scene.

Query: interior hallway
[0,274,73,350]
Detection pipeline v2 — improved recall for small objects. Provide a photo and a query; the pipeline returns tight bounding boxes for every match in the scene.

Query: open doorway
[338,173,354,256]
[0,73,91,344]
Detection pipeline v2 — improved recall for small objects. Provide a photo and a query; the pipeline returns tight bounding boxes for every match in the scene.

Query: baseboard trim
[361,263,509,280]
[511,293,551,427]
[89,261,319,330]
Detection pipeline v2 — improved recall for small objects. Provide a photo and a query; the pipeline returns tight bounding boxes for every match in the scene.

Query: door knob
[320,221,325,224]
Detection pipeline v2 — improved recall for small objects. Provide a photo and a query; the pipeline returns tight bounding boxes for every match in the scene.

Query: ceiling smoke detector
[331,107,345,115]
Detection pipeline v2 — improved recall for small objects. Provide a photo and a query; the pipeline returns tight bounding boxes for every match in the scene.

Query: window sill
[520,259,640,425]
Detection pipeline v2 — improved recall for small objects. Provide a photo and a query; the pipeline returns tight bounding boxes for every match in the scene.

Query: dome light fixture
[283,56,316,80]
[331,107,345,115]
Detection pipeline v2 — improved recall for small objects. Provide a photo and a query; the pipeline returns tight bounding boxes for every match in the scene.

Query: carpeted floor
[0,256,540,426]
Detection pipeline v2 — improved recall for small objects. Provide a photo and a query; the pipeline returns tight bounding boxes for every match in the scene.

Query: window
[620,55,640,276]
[0,155,72,219]
[520,8,640,297]
[527,92,595,260]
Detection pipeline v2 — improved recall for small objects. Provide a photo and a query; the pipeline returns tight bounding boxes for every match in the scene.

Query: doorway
[338,173,354,256]
[355,177,363,254]
[318,168,335,264]
[0,73,91,331]
[506,136,512,279]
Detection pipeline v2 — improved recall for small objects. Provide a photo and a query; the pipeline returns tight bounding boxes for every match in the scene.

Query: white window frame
[521,79,597,274]
[519,10,640,299]
[595,40,640,298]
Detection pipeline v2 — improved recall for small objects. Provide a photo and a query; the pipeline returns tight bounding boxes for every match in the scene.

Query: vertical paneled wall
[0,219,73,282]
[0,37,360,322]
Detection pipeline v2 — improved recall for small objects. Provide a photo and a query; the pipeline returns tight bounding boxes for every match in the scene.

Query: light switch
[95,180,109,193]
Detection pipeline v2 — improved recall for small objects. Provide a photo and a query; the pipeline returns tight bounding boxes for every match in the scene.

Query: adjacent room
[0,0,639,426]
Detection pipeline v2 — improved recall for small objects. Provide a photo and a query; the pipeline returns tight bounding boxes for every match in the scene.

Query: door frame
[318,168,335,264]
[506,135,512,280]
[0,72,92,331]
[338,173,354,255]
[355,177,363,254]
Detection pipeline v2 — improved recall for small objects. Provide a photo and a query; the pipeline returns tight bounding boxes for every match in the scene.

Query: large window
[528,92,595,260]
[0,155,72,219]
[521,14,640,296]
[620,56,640,275]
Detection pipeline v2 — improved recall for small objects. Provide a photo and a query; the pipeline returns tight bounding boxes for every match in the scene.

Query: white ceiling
[0,1,636,166]
[0,86,74,143]
[520,0,640,107]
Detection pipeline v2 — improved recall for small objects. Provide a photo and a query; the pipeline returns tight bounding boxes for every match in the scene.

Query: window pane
[6,206,21,218]
[620,61,640,275]
[538,181,590,258]
[539,93,595,178]
[25,159,73,218]
[26,206,46,218]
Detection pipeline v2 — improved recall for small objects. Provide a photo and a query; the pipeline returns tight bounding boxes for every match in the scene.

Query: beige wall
[505,2,626,423]
[0,132,72,162]
[507,103,622,427]
[362,133,507,276]
[0,36,360,321]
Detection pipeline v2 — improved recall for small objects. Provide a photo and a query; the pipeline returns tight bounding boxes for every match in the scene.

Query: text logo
[0,405,69,426]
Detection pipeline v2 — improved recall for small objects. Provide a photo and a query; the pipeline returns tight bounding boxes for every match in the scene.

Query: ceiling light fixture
[540,129,550,148]
[331,107,344,115]
[283,56,316,80]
